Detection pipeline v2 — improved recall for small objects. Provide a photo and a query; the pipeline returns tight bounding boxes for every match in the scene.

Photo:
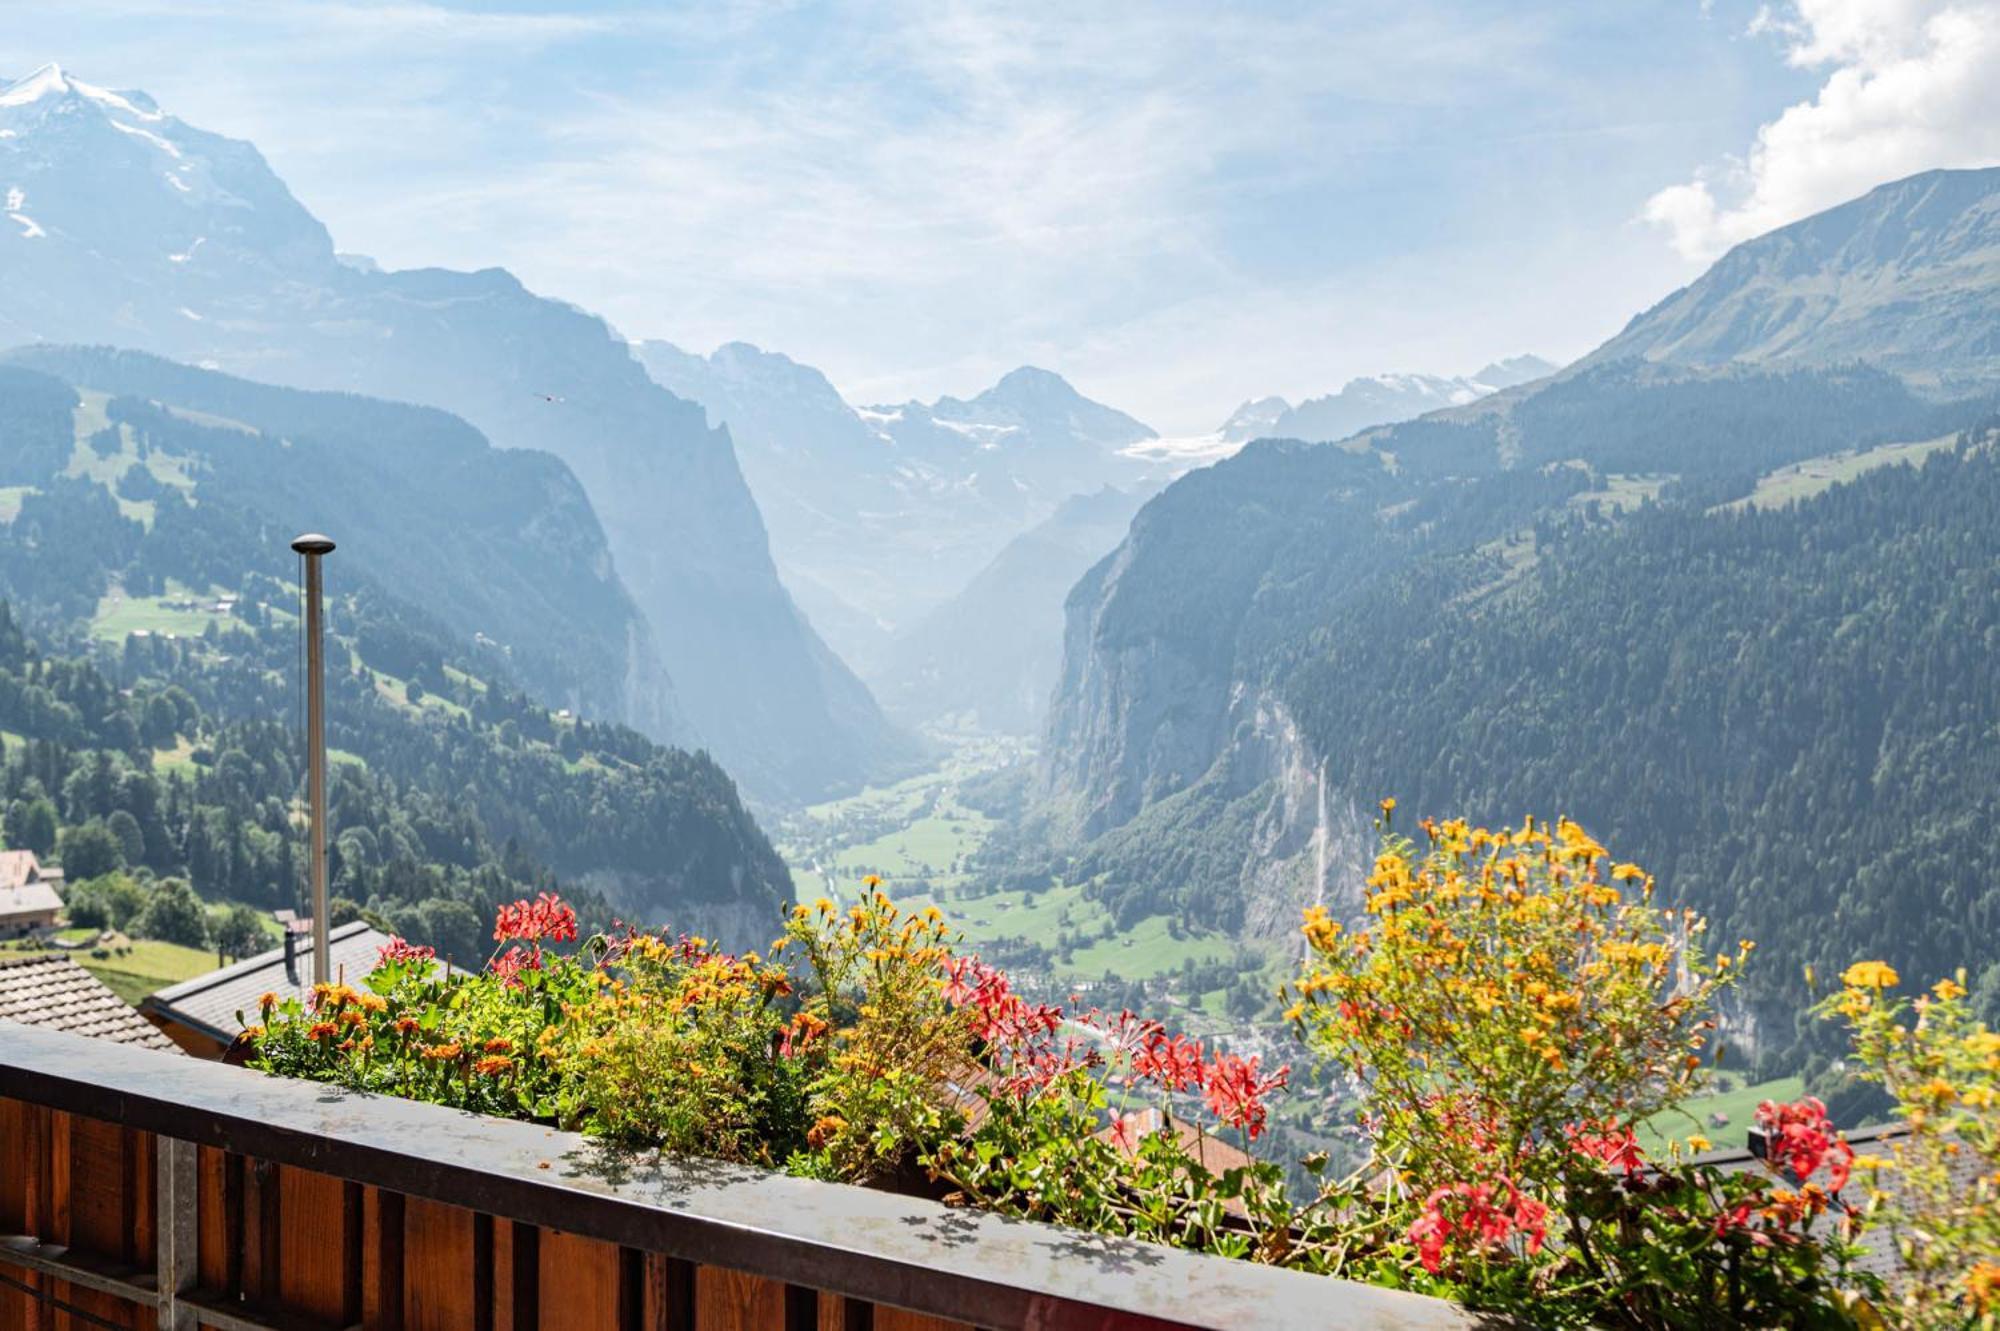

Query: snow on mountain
[1272,355,1557,443]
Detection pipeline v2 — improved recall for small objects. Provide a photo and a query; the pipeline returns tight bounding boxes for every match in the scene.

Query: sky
[3,1,1996,434]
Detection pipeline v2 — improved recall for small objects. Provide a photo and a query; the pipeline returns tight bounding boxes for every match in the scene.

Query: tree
[65,872,148,932]
[133,878,209,948]
[212,904,268,963]
[57,819,123,880]
[106,809,146,867]
[142,694,180,750]
[9,796,57,856]
[412,897,484,967]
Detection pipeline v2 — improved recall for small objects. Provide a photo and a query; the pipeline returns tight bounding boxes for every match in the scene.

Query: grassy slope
[1638,1075,1805,1154]
[779,741,1238,985]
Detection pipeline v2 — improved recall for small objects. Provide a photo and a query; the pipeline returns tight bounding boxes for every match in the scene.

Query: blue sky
[5,1,1995,432]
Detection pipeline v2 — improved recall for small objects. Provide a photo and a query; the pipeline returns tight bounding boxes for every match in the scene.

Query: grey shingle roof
[0,879,62,922]
[142,920,397,1043]
[1701,1120,1986,1281]
[0,952,180,1051]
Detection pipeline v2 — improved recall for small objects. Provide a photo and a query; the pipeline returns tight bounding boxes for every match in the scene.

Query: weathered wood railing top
[0,1021,1469,1330]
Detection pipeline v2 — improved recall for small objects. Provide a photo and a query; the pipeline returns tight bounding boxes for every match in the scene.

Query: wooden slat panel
[0,1098,27,1231]
[647,1253,695,1331]
[696,1267,784,1331]
[818,1296,869,1331]
[194,1148,228,1298]
[65,1115,128,1256]
[276,1165,349,1323]
[492,1218,512,1331]
[876,1309,972,1331]
[52,1113,150,1330]
[536,1230,620,1331]
[404,1196,482,1331]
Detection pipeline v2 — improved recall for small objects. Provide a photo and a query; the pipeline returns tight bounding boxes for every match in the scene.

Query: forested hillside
[0,358,792,959]
[1283,436,2000,1067]
[0,591,791,963]
[0,349,670,732]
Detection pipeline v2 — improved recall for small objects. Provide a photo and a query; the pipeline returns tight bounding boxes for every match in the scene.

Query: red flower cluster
[942,956,1061,1046]
[1567,1120,1647,1176]
[493,892,578,944]
[941,965,1289,1139]
[1202,1051,1289,1141]
[377,936,436,966]
[1133,1029,1207,1093]
[1407,1178,1548,1274]
[1755,1096,1853,1191]
[490,945,544,988]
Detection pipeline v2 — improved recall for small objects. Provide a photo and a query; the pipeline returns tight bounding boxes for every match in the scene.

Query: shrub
[1283,810,1872,1325]
[1819,965,2000,1328]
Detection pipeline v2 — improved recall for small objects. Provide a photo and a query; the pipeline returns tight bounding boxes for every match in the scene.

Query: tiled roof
[142,920,395,1043]
[0,849,46,890]
[1702,1121,1984,1280]
[0,880,63,921]
[0,952,180,1051]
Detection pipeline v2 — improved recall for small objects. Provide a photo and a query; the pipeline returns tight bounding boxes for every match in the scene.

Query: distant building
[141,919,397,1058]
[0,850,64,938]
[0,952,180,1052]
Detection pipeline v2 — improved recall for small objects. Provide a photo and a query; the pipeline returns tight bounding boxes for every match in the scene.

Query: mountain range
[638,342,1164,674]
[1032,166,2000,1063]
[1245,355,1558,445]
[0,63,909,803]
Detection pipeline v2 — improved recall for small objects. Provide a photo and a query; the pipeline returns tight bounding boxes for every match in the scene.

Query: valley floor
[774,734,1278,1043]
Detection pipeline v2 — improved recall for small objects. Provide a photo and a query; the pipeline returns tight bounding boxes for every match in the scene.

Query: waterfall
[1312,756,1330,907]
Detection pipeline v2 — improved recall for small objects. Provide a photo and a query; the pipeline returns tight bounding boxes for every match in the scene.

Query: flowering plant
[1285,812,1872,1325]
[1820,964,2000,1328]
[243,816,1964,1326]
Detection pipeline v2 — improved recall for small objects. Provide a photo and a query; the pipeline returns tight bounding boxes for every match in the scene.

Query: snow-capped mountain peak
[0,63,337,344]
[1,63,163,120]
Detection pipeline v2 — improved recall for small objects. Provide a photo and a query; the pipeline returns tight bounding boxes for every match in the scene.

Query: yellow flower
[862,874,883,889]
[1967,1262,2000,1315]
[1685,1134,1712,1152]
[1849,1154,1894,1172]
[1378,797,1395,817]
[1932,976,1966,1001]
[1841,960,1900,990]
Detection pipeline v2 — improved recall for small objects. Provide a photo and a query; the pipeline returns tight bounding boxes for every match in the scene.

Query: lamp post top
[290,533,336,556]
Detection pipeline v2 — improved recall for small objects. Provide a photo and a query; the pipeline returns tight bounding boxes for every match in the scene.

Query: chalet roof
[143,919,395,1044]
[0,849,47,890]
[0,879,62,922]
[0,952,179,1051]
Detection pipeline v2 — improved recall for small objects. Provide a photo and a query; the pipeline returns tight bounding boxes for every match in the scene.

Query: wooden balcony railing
[0,1022,1470,1331]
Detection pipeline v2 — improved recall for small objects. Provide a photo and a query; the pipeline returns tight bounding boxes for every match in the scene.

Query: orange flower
[474,1055,513,1077]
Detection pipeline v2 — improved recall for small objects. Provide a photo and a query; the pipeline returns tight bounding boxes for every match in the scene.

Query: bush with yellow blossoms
[1819,962,2000,1329]
[1285,811,1874,1326]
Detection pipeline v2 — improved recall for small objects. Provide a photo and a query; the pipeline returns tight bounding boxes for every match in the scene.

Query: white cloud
[1646,0,2000,259]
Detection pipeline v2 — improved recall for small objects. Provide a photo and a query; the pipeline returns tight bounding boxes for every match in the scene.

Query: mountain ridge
[0,64,908,803]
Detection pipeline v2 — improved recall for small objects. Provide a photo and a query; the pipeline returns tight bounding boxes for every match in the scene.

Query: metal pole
[291,533,335,987]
